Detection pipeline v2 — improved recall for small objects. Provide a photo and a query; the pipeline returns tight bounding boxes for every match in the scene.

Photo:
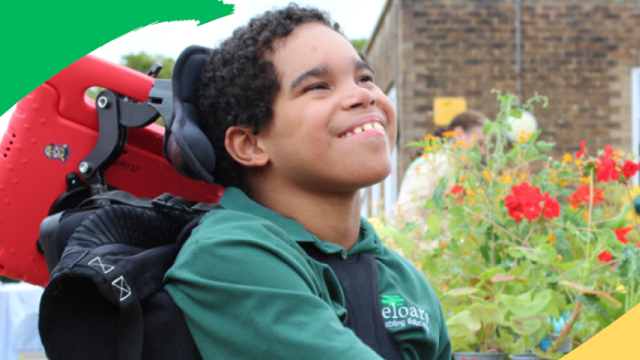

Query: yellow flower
[560,179,567,186]
[457,141,469,148]
[423,146,433,151]
[368,217,384,232]
[460,176,467,181]
[563,153,573,163]
[557,254,563,261]
[483,171,491,181]
[576,160,583,167]
[442,131,456,138]
[440,242,447,250]
[469,197,476,206]
[422,154,430,159]
[461,156,469,163]
[580,176,591,184]
[519,173,527,179]
[616,284,627,294]
[499,175,513,183]
[548,233,556,244]
[517,135,528,143]
[433,144,441,149]
[415,167,421,172]
[467,188,476,196]
[412,261,423,271]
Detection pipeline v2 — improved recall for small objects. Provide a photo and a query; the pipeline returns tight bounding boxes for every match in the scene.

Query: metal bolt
[97,97,109,109]
[79,162,90,174]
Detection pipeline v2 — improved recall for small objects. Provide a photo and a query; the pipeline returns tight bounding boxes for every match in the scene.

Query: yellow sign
[434,97,467,126]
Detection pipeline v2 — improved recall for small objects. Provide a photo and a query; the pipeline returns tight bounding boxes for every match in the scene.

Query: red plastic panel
[0,55,223,286]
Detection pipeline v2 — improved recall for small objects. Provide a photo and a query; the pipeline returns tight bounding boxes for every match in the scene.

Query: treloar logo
[380,294,430,332]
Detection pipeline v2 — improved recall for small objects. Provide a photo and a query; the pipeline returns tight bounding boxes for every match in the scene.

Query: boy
[164,4,451,360]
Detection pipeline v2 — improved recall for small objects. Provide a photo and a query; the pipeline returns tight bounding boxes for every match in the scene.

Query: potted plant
[373,90,640,360]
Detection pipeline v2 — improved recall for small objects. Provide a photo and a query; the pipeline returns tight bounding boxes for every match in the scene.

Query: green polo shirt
[165,187,451,360]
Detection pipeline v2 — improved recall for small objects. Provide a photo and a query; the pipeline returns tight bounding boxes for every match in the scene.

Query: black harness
[300,243,403,360]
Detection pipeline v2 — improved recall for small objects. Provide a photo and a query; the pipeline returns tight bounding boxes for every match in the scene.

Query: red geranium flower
[614,227,632,245]
[598,250,612,263]
[575,140,586,159]
[542,193,560,219]
[449,185,466,205]
[596,156,619,183]
[504,182,560,222]
[567,185,604,208]
[621,160,639,179]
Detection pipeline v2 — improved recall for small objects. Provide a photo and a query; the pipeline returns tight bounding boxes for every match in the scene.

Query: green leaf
[468,303,506,326]
[468,147,483,164]
[483,122,495,135]
[536,141,556,152]
[427,212,441,235]
[404,141,425,148]
[518,244,557,264]
[510,316,544,336]
[510,108,524,119]
[447,309,482,332]
[432,181,447,209]
[378,228,415,256]
[447,288,479,297]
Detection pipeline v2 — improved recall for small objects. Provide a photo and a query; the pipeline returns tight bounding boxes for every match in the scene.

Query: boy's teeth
[341,122,384,138]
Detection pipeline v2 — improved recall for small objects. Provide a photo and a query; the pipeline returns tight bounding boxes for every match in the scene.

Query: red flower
[567,185,604,208]
[542,193,560,219]
[449,185,466,205]
[598,250,612,263]
[595,156,619,183]
[621,160,639,179]
[504,182,560,222]
[614,227,632,245]
[575,140,586,159]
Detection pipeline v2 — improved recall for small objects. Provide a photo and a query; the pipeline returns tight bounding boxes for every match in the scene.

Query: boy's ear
[224,126,269,167]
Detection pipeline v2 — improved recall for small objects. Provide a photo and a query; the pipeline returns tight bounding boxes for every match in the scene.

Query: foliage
[121,51,175,79]
[373,91,640,358]
[350,38,367,52]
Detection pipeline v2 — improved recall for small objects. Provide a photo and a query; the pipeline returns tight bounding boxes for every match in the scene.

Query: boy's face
[257,22,397,194]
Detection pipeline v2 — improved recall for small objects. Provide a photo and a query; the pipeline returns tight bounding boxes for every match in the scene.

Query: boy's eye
[358,75,374,84]
[303,83,328,92]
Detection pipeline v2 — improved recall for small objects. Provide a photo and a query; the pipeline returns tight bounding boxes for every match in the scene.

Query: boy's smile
[257,22,398,195]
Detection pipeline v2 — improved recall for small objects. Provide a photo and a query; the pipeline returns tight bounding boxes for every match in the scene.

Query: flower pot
[452,351,507,360]
[509,354,541,360]
[539,337,572,353]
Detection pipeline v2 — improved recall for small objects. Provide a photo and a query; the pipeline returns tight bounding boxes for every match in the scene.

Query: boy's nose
[341,84,375,110]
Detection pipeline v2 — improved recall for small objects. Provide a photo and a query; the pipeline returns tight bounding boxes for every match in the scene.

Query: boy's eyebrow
[290,65,331,91]
[357,59,375,76]
[289,59,376,92]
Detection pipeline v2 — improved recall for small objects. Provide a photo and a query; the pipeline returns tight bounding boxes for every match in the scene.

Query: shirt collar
[218,187,382,254]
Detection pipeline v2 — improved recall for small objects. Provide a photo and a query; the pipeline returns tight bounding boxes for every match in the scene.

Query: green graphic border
[1,0,235,114]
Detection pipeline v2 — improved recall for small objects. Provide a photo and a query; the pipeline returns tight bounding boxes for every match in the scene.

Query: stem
[548,301,583,354]
[463,207,524,244]
[583,170,594,284]
[625,184,640,231]
[589,261,618,275]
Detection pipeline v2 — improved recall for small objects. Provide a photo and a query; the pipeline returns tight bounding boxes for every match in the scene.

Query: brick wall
[366,0,640,184]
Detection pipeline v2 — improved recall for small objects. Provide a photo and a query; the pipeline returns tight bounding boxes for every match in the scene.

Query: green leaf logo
[381,294,405,306]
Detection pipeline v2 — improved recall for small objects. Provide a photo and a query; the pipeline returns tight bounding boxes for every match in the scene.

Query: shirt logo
[380,294,429,332]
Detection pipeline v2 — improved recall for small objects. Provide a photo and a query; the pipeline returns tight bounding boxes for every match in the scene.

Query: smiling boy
[165,4,451,360]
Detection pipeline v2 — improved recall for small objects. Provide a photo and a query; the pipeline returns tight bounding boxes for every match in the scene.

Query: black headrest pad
[164,45,215,184]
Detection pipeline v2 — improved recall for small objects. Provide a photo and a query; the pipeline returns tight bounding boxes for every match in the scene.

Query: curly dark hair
[199,3,341,190]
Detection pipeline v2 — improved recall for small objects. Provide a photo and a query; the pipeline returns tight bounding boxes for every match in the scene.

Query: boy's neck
[249,186,363,250]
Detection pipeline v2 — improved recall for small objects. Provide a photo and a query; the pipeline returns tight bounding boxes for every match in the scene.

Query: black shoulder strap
[300,244,402,360]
